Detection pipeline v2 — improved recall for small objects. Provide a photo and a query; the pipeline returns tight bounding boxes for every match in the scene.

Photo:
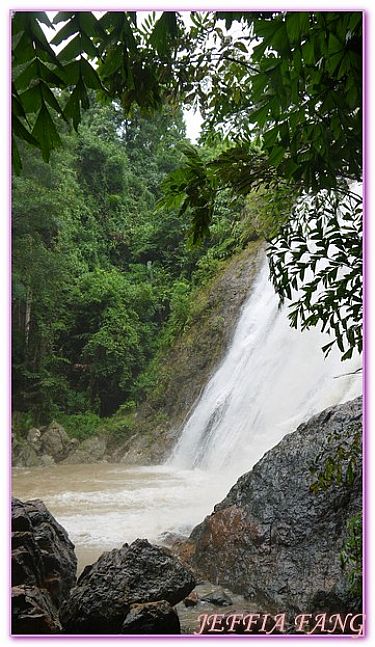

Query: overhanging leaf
[31,103,62,161]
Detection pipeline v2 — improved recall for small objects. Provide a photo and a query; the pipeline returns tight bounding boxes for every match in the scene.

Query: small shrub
[58,412,102,441]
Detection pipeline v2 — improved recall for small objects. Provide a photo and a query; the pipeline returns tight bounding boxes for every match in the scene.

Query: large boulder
[40,421,72,461]
[188,397,362,615]
[60,538,195,633]
[62,435,107,464]
[12,498,77,634]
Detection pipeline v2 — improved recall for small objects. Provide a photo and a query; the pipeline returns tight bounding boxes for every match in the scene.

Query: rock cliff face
[186,397,362,615]
[112,240,264,464]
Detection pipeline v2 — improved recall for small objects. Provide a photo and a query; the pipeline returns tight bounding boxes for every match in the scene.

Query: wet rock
[60,538,195,634]
[122,600,180,634]
[158,531,196,567]
[201,589,233,607]
[11,498,77,634]
[40,421,71,461]
[12,498,77,607]
[62,435,107,464]
[189,397,362,615]
[40,454,55,466]
[27,427,42,452]
[12,585,62,634]
[183,591,199,607]
[12,443,41,468]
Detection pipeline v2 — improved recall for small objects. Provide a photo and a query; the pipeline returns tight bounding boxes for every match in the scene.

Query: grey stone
[62,435,107,464]
[40,421,71,461]
[27,427,42,452]
[60,538,195,633]
[40,454,55,466]
[12,498,77,607]
[189,397,362,615]
[12,444,41,467]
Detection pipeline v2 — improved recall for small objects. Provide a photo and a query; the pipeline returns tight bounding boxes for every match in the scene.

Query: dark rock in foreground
[121,600,180,634]
[60,538,195,634]
[188,397,362,615]
[12,585,62,634]
[12,498,77,607]
[12,498,77,634]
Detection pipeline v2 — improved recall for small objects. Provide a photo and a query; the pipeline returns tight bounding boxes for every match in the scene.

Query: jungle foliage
[12,101,253,423]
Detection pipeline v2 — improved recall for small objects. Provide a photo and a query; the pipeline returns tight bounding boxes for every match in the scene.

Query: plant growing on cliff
[340,512,362,606]
[309,424,362,605]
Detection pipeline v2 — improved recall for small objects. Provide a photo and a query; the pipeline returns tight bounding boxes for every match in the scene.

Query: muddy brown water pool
[13,462,260,633]
[12,462,237,572]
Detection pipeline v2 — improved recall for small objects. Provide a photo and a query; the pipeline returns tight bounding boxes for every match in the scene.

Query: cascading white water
[169,256,361,478]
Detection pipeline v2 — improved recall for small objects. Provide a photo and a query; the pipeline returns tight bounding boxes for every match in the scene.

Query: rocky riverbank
[11,498,196,634]
[12,421,109,468]
[11,398,363,635]
[171,397,362,620]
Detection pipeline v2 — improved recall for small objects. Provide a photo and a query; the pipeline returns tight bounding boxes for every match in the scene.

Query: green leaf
[13,60,39,90]
[149,12,179,56]
[60,61,81,85]
[81,32,98,58]
[19,84,43,113]
[31,103,62,161]
[12,31,35,64]
[285,13,310,45]
[268,145,285,167]
[58,34,82,61]
[12,135,22,174]
[13,115,39,147]
[51,16,79,46]
[40,82,65,118]
[249,104,269,128]
[78,12,104,38]
[53,12,75,24]
[33,12,54,28]
[63,79,89,129]
[79,57,104,90]
[234,41,248,53]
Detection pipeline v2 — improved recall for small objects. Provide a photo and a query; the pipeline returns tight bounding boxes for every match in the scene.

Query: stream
[12,462,236,572]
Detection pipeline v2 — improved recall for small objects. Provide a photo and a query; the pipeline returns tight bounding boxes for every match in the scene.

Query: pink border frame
[8,7,368,641]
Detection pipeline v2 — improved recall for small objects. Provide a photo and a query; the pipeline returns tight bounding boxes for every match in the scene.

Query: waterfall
[169,257,361,477]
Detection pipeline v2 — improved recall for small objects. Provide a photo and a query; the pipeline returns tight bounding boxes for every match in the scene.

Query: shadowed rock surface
[60,538,195,633]
[11,498,77,634]
[187,397,362,615]
[121,600,181,634]
[12,585,62,634]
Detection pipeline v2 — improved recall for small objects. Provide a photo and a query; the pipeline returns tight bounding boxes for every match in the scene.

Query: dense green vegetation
[12,11,362,363]
[12,101,256,427]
